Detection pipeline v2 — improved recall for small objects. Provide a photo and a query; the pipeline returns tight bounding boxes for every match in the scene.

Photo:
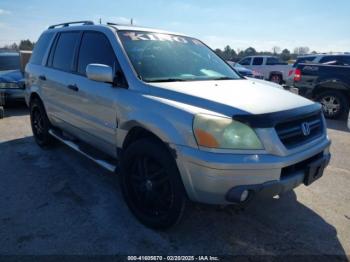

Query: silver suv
[25,21,331,229]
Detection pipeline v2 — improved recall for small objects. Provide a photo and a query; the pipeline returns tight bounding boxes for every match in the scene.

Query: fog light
[240,190,249,202]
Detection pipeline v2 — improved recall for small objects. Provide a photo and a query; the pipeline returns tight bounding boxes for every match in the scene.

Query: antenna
[130,18,133,25]
[99,18,102,24]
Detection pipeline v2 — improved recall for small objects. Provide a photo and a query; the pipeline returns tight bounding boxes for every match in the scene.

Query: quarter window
[30,32,54,65]
[266,57,281,65]
[52,32,80,71]
[77,32,116,75]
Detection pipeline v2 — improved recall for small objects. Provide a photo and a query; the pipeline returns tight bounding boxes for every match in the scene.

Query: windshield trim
[116,30,243,83]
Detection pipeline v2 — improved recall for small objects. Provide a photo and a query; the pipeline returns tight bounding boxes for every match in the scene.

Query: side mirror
[86,64,114,83]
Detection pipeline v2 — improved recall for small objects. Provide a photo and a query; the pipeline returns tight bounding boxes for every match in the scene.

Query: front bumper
[0,88,25,104]
[174,137,331,205]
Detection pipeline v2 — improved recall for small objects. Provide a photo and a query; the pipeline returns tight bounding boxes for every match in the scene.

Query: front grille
[275,112,323,149]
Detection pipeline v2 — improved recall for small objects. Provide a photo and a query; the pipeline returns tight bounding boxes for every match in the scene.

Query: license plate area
[304,157,328,186]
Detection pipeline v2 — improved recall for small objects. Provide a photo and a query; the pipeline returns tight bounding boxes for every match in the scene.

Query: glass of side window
[252,57,263,65]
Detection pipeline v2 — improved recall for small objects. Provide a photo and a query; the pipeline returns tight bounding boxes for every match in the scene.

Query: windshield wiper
[211,77,237,80]
[146,78,187,83]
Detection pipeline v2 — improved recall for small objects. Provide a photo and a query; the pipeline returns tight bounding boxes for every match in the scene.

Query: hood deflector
[232,103,322,128]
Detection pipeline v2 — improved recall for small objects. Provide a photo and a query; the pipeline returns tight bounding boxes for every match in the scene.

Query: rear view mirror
[86,64,114,83]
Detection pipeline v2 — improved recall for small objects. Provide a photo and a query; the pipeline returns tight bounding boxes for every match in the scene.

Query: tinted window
[30,32,54,65]
[253,57,263,65]
[319,56,340,65]
[52,32,80,71]
[78,32,116,75]
[340,56,350,66]
[0,53,20,71]
[293,56,316,67]
[266,57,279,65]
[240,57,251,65]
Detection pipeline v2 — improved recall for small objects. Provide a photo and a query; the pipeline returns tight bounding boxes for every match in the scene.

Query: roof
[297,53,350,58]
[46,21,186,36]
[0,52,19,56]
[108,24,185,35]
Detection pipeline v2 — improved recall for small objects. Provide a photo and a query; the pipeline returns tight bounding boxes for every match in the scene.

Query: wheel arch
[312,82,350,100]
[269,71,283,79]
[29,92,42,106]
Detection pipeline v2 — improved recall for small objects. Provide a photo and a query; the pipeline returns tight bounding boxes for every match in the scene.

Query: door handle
[67,84,79,92]
[39,75,46,81]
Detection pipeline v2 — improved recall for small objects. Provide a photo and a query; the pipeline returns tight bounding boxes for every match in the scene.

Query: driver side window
[77,32,117,75]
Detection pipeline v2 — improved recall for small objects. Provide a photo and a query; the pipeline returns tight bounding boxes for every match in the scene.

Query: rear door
[250,57,265,78]
[41,31,81,129]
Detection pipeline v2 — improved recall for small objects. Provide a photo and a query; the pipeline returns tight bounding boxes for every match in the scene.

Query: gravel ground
[0,106,349,257]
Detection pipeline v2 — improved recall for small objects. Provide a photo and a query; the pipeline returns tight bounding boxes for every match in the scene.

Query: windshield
[118,31,241,82]
[0,53,20,71]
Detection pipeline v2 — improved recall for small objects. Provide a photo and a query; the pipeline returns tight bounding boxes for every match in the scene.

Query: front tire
[30,98,54,147]
[120,138,187,230]
[316,90,349,119]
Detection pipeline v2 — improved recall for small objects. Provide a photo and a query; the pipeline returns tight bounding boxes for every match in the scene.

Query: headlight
[193,114,263,150]
[0,82,18,89]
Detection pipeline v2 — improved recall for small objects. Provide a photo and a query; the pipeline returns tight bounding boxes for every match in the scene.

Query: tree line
[0,39,35,51]
[1,39,314,63]
[215,45,315,62]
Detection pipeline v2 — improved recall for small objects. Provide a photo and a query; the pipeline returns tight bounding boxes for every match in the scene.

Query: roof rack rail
[48,21,94,29]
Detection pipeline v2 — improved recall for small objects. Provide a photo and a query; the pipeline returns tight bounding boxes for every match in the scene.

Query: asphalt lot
[0,105,349,256]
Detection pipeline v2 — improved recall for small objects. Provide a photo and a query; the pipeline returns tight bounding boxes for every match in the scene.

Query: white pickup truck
[238,56,292,84]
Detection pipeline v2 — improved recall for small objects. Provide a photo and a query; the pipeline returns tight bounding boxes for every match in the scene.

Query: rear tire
[120,138,187,230]
[269,74,282,84]
[29,98,54,147]
[316,90,349,119]
[0,106,4,119]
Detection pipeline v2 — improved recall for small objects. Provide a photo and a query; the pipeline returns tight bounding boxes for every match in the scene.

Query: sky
[0,0,349,53]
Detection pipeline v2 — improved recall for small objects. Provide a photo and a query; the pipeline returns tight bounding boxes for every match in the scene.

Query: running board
[48,129,117,173]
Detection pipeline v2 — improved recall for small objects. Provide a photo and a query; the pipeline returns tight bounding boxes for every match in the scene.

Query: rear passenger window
[77,32,116,75]
[30,32,54,65]
[253,57,263,65]
[52,32,80,71]
[319,56,339,65]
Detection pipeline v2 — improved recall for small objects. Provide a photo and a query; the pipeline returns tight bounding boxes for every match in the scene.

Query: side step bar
[48,129,117,173]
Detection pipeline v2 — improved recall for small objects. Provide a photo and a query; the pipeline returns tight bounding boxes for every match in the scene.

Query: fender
[117,107,197,149]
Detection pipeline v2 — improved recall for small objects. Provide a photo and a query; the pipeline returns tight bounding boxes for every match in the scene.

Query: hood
[148,79,313,116]
[0,70,23,83]
[247,78,283,89]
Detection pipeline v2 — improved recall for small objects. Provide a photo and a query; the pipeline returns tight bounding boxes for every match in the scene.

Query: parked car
[285,53,350,87]
[294,63,350,119]
[238,56,292,84]
[227,61,264,79]
[0,52,25,104]
[25,21,331,229]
